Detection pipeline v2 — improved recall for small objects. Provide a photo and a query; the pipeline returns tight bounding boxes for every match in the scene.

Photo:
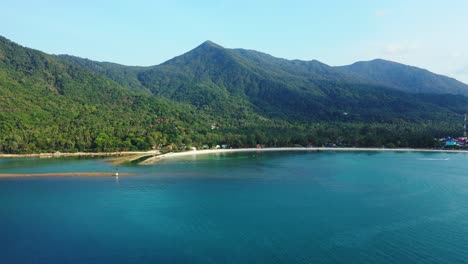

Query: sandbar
[0,172,134,178]
[0,151,159,159]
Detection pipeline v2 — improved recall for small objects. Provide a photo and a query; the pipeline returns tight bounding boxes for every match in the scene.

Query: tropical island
[1,36,468,155]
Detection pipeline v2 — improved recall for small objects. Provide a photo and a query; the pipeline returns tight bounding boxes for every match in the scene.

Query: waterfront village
[439,114,468,148]
[438,136,468,148]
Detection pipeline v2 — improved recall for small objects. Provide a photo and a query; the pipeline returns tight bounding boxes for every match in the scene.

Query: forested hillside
[336,59,468,96]
[0,36,213,153]
[62,41,468,122]
[1,36,467,153]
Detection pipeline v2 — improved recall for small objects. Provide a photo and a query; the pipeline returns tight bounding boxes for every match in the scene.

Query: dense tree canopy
[0,36,467,153]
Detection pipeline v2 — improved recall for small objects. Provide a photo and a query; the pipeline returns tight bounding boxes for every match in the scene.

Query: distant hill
[335,59,468,96]
[1,35,467,153]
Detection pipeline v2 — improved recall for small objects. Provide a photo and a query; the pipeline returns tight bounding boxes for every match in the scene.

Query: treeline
[0,115,462,153]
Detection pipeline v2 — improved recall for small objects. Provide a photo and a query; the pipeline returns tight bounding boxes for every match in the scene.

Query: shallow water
[1,151,468,263]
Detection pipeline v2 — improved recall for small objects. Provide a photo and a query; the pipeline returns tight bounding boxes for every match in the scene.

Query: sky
[2,0,468,82]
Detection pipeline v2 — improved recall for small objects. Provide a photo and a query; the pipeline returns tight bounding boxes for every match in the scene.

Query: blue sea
[1,151,468,263]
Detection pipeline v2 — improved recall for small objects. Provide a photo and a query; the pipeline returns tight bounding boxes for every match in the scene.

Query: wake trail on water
[418,158,450,161]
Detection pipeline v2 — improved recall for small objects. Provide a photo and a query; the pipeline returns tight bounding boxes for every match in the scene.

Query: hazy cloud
[382,42,418,56]
[455,65,468,75]
[446,65,468,83]
[374,9,388,17]
[450,52,463,59]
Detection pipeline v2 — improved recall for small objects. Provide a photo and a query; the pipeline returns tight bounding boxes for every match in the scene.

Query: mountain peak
[198,40,224,49]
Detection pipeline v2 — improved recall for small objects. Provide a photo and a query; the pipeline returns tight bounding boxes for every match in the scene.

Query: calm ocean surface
[1,151,467,263]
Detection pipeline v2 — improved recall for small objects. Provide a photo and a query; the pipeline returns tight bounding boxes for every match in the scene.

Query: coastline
[1,148,466,164]
[139,147,468,164]
[0,147,465,177]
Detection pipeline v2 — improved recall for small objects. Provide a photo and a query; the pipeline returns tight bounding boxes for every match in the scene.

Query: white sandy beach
[139,147,467,164]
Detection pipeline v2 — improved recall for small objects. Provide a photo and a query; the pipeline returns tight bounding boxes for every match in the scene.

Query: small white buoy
[115,168,119,183]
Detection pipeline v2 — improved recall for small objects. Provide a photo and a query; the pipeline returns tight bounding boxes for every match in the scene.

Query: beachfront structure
[445,140,458,147]
[437,115,468,148]
[439,136,467,147]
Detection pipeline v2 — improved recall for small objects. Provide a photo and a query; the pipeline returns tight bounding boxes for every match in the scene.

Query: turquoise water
[1,151,468,263]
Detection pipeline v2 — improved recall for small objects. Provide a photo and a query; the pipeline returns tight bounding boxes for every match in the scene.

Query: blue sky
[2,0,468,82]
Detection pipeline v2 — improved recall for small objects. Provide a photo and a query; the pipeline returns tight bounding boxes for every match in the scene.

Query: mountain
[336,59,468,96]
[1,35,467,153]
[63,40,468,122]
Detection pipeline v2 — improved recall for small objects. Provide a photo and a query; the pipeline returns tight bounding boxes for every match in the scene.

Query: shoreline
[1,148,466,164]
[139,147,468,164]
[0,147,465,176]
